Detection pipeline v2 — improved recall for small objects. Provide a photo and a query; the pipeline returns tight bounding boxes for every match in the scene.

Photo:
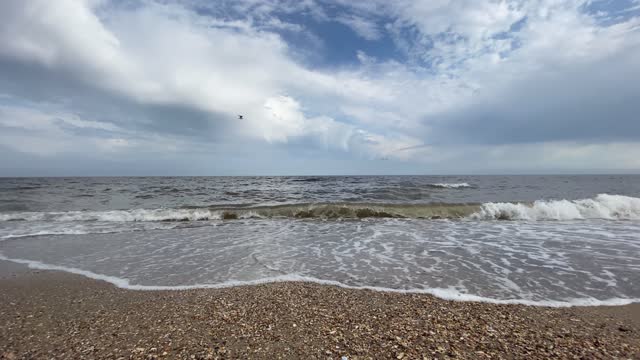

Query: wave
[428,182,472,189]
[473,194,640,221]
[1,194,638,222]
[0,208,227,222]
[0,203,480,221]
[292,177,325,182]
[0,253,636,307]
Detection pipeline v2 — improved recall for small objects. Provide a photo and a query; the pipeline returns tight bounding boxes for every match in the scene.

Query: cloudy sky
[1,0,639,175]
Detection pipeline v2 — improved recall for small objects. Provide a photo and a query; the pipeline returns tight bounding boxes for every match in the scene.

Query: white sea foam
[2,230,99,239]
[0,220,183,240]
[0,208,226,222]
[473,194,640,220]
[0,227,167,240]
[0,253,637,308]
[430,182,472,188]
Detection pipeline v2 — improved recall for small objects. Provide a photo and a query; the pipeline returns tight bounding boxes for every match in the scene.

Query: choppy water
[1,176,639,306]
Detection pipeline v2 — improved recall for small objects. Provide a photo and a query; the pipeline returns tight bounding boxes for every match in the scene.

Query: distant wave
[473,194,640,221]
[291,177,325,182]
[1,194,638,221]
[428,182,472,189]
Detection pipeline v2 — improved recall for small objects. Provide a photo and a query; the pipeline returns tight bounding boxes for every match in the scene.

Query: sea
[1,175,639,307]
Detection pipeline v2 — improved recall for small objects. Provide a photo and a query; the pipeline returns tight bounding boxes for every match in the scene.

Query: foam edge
[1,253,637,308]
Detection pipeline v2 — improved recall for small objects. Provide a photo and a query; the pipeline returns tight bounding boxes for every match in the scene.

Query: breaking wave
[473,194,640,220]
[0,203,479,221]
[0,194,638,222]
[0,208,226,222]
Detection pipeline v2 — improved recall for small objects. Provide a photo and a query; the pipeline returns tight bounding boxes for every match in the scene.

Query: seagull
[238,115,244,120]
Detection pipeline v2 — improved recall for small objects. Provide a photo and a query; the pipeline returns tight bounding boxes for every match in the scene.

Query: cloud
[0,102,186,157]
[426,44,640,145]
[414,3,640,146]
[336,15,382,40]
[0,0,411,153]
[0,0,639,174]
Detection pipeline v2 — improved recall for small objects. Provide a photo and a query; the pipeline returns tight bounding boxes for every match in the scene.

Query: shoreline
[3,256,638,308]
[1,260,639,359]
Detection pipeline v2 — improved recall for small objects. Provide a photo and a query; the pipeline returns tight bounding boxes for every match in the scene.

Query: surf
[1,194,639,222]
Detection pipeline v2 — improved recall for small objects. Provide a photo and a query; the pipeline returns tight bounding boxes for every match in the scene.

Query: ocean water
[1,175,639,306]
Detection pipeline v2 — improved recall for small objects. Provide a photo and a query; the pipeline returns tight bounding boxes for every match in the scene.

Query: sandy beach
[1,260,638,359]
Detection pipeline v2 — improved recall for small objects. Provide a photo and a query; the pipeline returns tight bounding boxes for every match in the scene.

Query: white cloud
[336,15,382,40]
[253,95,422,158]
[259,96,308,142]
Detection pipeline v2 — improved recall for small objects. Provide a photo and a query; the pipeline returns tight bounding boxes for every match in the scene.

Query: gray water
[1,176,639,306]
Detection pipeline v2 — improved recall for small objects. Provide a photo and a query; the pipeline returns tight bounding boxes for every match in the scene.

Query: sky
[1,0,639,176]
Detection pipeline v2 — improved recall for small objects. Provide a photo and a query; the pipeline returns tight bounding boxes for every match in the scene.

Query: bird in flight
[238,115,244,120]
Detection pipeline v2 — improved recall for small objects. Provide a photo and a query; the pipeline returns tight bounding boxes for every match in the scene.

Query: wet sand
[1,260,639,359]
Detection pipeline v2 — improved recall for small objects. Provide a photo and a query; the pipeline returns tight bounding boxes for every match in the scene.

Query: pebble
[1,274,639,359]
